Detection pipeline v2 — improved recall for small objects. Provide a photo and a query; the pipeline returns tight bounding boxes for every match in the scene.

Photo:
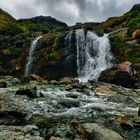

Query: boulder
[116,115,140,129]
[0,81,7,88]
[95,85,112,94]
[0,76,20,86]
[131,64,140,81]
[59,77,76,84]
[107,95,135,105]
[15,87,44,98]
[99,61,136,88]
[15,88,36,98]
[77,123,123,140]
[0,125,44,140]
[30,74,45,81]
[0,92,31,125]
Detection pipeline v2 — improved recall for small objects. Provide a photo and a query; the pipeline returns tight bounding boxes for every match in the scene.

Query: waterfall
[24,36,42,76]
[76,29,114,82]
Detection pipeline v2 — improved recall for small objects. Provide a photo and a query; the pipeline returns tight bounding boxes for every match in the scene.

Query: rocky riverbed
[0,76,140,140]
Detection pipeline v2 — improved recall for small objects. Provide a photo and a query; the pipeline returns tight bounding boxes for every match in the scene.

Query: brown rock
[95,85,112,94]
[132,29,140,39]
[117,61,131,72]
[99,61,136,88]
[116,116,134,129]
[30,74,45,81]
[59,77,75,84]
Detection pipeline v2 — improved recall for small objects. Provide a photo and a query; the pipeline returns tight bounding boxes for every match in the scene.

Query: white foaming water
[24,36,42,76]
[76,29,114,82]
[31,89,138,117]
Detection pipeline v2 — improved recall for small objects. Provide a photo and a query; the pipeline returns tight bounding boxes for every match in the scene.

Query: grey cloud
[0,0,140,25]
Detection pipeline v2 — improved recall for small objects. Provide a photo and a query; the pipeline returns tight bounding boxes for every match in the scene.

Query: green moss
[127,18,140,36]
[0,23,24,35]
[19,21,50,33]
[101,12,130,32]
[2,49,11,55]
[51,48,65,59]
[124,48,140,63]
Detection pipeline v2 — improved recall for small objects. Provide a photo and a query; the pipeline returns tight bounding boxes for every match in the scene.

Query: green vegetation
[0,4,140,77]
[101,4,140,36]
[101,12,130,32]
[124,48,140,63]
[19,21,51,33]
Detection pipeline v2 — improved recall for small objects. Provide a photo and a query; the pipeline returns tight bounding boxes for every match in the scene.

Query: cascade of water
[24,36,42,76]
[76,29,114,82]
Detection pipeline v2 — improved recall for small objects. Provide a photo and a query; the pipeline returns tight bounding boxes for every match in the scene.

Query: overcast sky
[0,0,139,25]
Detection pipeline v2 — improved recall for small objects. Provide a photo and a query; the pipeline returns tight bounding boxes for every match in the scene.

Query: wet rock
[131,64,140,81]
[71,83,91,90]
[59,77,76,84]
[77,123,123,140]
[16,87,44,98]
[15,88,36,98]
[107,95,136,105]
[0,81,7,88]
[65,85,73,91]
[0,125,44,140]
[116,115,140,129]
[58,98,80,108]
[49,80,58,85]
[66,93,79,99]
[116,116,134,129]
[95,85,112,94]
[30,74,45,81]
[46,124,75,140]
[0,76,20,86]
[138,106,140,117]
[0,92,31,125]
[99,62,136,88]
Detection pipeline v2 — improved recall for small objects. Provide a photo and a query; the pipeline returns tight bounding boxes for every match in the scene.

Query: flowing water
[24,36,42,76]
[30,86,139,118]
[76,29,114,82]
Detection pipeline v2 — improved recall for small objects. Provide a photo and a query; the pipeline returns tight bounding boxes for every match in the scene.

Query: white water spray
[76,29,114,82]
[24,36,42,76]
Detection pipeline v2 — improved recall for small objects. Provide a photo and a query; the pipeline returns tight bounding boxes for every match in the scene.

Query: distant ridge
[18,16,68,28]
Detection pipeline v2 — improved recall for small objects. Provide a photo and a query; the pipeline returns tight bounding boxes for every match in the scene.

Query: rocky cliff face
[0,4,140,82]
[32,31,77,80]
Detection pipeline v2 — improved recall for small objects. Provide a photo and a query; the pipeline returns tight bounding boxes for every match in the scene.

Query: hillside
[0,4,140,140]
[0,4,140,78]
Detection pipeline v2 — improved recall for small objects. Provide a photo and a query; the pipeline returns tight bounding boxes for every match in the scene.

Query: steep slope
[0,8,24,35]
[101,4,140,63]
[18,16,68,28]
[0,4,140,79]
[0,8,69,78]
[101,4,140,35]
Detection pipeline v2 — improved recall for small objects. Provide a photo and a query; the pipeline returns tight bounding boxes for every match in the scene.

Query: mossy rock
[124,48,140,63]
[99,67,136,88]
